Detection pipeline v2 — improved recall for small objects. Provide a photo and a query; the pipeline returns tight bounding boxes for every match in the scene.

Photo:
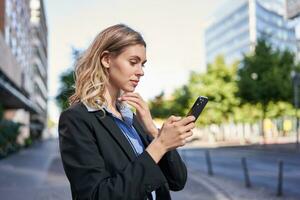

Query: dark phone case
[186,96,208,121]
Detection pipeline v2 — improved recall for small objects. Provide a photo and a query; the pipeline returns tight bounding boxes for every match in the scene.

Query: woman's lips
[130,80,139,86]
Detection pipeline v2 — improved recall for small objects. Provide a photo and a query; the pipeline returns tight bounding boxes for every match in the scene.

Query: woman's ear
[100,51,110,69]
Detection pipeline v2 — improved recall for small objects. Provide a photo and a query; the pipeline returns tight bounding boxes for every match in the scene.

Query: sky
[44,0,226,123]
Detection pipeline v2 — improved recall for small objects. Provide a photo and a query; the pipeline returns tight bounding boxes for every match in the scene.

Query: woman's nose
[136,65,144,76]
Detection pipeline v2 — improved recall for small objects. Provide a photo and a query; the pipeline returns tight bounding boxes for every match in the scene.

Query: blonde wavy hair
[69,24,146,111]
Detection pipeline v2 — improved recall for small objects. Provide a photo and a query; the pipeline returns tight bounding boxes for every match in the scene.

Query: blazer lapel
[132,114,151,147]
[94,111,136,161]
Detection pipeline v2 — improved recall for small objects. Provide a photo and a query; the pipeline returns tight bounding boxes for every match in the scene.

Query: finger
[167,115,181,123]
[182,122,195,132]
[119,93,136,101]
[179,139,187,146]
[124,100,143,111]
[120,96,143,106]
[180,130,193,139]
[120,96,147,110]
[170,116,182,124]
[175,116,195,126]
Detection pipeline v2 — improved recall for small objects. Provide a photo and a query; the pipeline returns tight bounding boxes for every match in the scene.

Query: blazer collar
[83,101,133,126]
[86,103,151,161]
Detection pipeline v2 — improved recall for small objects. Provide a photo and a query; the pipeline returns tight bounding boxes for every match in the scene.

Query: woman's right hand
[146,115,195,163]
[158,115,195,151]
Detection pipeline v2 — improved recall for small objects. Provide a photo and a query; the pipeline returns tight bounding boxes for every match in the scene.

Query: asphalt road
[179,144,300,199]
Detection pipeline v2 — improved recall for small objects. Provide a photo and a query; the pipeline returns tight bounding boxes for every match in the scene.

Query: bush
[24,137,33,148]
[0,119,22,158]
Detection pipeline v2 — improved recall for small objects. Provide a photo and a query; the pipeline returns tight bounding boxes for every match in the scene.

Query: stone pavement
[0,138,297,200]
[0,139,71,200]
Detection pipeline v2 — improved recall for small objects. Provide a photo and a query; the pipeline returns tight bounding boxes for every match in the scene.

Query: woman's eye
[130,61,145,68]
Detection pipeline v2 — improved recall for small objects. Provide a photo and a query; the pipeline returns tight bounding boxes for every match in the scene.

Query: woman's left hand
[118,92,159,137]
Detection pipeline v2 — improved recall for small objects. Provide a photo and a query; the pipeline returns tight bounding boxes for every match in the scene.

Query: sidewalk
[0,139,71,200]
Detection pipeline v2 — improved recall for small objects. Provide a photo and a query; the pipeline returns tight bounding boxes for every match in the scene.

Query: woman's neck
[104,84,121,112]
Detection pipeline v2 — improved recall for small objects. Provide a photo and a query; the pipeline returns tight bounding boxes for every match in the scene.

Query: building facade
[285,0,300,19]
[0,0,48,144]
[285,0,300,61]
[205,0,297,65]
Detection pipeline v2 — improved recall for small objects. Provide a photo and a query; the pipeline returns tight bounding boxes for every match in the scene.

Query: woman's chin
[122,87,135,93]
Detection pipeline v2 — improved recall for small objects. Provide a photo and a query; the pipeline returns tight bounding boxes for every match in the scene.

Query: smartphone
[186,96,208,121]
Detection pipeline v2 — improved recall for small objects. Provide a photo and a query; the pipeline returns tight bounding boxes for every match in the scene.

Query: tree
[237,38,298,138]
[55,48,80,111]
[188,56,240,126]
[55,69,75,111]
[149,91,172,118]
[168,85,192,116]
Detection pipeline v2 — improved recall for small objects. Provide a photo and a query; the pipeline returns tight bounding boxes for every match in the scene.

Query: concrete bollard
[241,157,251,188]
[277,160,284,196]
[205,150,213,176]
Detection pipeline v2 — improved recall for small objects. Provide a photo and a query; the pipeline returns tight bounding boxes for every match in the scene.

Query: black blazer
[58,102,187,200]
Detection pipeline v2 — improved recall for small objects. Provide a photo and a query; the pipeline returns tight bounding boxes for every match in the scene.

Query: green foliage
[188,56,240,125]
[266,101,295,118]
[24,137,33,148]
[149,55,241,126]
[55,69,75,111]
[237,39,296,105]
[149,92,172,118]
[168,85,192,116]
[56,48,80,111]
[149,40,300,128]
[233,103,263,124]
[0,119,22,158]
[237,39,298,136]
[0,120,21,142]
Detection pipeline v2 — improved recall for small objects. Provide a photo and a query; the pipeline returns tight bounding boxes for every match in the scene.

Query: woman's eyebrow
[130,56,147,64]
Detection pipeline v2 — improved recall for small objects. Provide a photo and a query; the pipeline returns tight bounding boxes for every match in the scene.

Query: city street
[0,139,299,200]
[1,0,300,199]
[179,144,300,199]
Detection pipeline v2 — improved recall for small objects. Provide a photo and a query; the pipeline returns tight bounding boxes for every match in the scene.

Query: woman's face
[106,44,146,92]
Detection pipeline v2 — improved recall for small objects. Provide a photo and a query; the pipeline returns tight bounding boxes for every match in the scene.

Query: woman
[58,24,195,200]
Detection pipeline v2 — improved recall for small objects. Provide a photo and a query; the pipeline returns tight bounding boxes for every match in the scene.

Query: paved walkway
[0,139,71,200]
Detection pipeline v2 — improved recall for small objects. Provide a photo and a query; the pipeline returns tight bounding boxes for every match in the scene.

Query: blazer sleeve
[58,109,168,200]
[158,150,187,191]
[146,135,187,191]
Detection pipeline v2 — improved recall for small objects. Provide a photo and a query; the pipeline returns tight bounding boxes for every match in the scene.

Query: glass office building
[205,0,297,65]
